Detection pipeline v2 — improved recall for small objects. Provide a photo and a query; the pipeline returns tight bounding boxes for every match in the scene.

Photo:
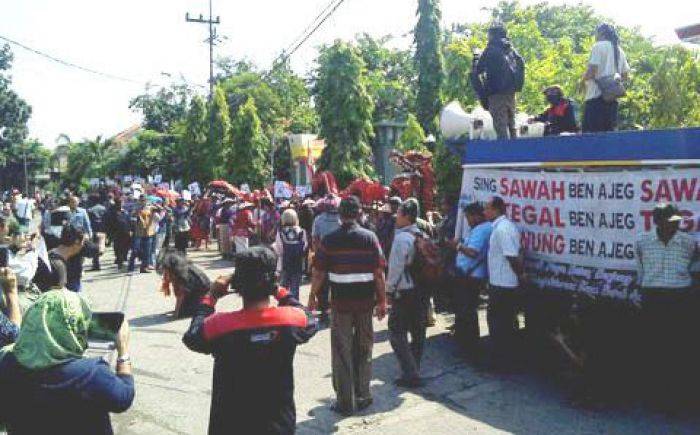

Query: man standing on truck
[472,23,525,140]
[635,203,698,407]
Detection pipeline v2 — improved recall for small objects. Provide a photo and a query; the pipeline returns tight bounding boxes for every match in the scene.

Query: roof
[676,23,700,44]
[110,124,142,148]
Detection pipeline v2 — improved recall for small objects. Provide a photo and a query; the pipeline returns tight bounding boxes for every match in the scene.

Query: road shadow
[130,312,178,327]
[296,328,700,434]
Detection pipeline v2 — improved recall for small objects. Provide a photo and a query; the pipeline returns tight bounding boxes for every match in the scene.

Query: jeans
[174,231,189,254]
[582,96,619,132]
[389,290,428,380]
[281,270,303,300]
[113,234,130,267]
[128,236,152,271]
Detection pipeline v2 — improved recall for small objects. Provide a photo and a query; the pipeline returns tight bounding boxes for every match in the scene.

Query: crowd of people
[1,179,699,433]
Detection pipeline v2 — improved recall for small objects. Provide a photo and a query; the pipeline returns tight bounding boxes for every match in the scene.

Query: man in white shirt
[581,23,631,132]
[484,196,524,366]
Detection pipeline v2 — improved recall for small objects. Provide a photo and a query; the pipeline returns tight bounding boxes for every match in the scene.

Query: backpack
[281,228,306,273]
[409,231,443,289]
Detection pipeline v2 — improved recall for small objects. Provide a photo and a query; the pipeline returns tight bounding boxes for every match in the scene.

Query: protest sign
[182,190,192,201]
[188,182,201,196]
[459,168,700,300]
[274,181,293,199]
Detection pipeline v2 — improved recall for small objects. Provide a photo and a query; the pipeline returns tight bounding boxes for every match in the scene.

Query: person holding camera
[0,289,134,434]
[183,246,318,435]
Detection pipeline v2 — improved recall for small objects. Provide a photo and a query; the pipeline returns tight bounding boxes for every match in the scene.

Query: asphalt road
[79,248,700,435]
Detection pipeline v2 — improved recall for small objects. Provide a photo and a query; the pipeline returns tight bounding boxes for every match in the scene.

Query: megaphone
[440,101,472,139]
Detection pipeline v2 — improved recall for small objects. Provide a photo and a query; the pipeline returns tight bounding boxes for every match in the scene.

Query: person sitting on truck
[529,85,579,136]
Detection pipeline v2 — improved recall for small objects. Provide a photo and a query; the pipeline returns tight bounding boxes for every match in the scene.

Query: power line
[282,0,341,56]
[0,33,144,85]
[273,0,348,68]
[0,33,207,90]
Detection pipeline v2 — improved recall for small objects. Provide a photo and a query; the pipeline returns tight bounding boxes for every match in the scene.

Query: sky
[1,0,698,147]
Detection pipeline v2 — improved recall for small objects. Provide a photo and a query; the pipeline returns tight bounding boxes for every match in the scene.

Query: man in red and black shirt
[184,246,318,435]
[308,196,387,416]
[530,85,579,136]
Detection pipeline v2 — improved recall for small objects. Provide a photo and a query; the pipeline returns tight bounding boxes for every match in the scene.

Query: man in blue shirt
[453,202,492,353]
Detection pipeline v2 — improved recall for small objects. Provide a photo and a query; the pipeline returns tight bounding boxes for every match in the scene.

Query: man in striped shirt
[309,196,387,416]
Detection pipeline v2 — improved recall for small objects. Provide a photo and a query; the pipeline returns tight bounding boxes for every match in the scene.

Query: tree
[397,114,428,152]
[0,44,32,181]
[63,136,115,186]
[228,98,270,187]
[356,33,416,123]
[129,84,192,133]
[414,0,444,135]
[208,84,231,179]
[267,59,318,134]
[313,41,376,187]
[179,96,209,183]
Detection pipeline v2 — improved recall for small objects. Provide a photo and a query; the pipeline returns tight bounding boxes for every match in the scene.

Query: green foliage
[414,0,444,135]
[0,44,32,172]
[179,96,210,183]
[128,84,191,133]
[64,136,115,185]
[313,40,376,187]
[208,85,231,179]
[267,59,318,134]
[397,114,427,152]
[433,139,461,198]
[228,98,270,187]
[356,33,416,123]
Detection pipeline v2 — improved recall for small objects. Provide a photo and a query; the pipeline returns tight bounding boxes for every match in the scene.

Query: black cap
[339,196,361,219]
[653,203,683,224]
[399,198,420,222]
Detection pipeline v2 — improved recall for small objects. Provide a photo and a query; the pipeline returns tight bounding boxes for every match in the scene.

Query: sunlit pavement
[80,248,700,435]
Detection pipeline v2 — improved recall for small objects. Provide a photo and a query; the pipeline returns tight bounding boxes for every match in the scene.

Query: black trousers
[389,290,428,380]
[641,287,696,403]
[487,287,521,360]
[112,234,131,266]
[174,231,189,254]
[453,277,484,350]
[583,96,619,133]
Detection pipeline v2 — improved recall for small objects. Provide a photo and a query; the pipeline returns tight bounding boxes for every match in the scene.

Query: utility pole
[186,0,220,99]
[186,0,221,154]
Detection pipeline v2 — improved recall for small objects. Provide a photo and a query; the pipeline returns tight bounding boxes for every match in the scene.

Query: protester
[150,204,167,265]
[0,290,135,434]
[311,194,341,322]
[298,198,316,275]
[104,197,132,270]
[173,198,192,254]
[473,23,525,139]
[190,197,212,250]
[12,193,33,232]
[386,198,428,388]
[68,194,93,238]
[231,201,256,255]
[581,23,630,132]
[128,197,155,273]
[33,224,95,293]
[273,208,308,300]
[0,214,21,248]
[216,198,236,259]
[434,194,459,313]
[635,203,698,405]
[183,246,318,434]
[376,203,396,258]
[530,85,579,136]
[159,248,211,318]
[88,194,107,271]
[309,195,387,415]
[0,267,21,347]
[259,197,280,245]
[484,196,524,367]
[453,202,492,353]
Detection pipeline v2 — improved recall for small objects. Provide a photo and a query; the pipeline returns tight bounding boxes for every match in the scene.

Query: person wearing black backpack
[273,208,308,300]
[386,198,429,388]
[473,23,525,139]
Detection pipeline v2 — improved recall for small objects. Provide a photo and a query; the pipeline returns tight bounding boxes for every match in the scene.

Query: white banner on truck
[459,168,700,299]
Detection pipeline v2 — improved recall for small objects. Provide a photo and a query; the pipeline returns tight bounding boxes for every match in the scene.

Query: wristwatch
[116,355,132,365]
